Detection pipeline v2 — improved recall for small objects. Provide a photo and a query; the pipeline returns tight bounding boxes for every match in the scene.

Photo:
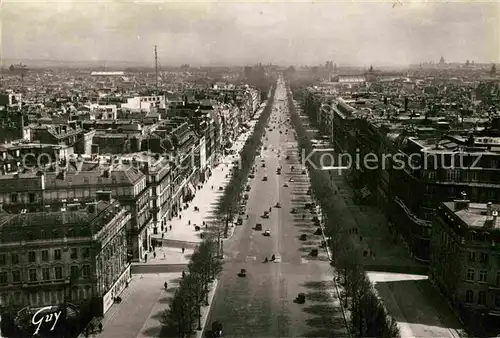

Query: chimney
[487,202,493,216]
[96,190,112,202]
[454,192,470,210]
[87,202,97,214]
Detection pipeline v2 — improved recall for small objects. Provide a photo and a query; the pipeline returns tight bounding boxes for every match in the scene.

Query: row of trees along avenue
[217,81,277,237]
[285,77,401,338]
[160,77,276,337]
[160,239,223,337]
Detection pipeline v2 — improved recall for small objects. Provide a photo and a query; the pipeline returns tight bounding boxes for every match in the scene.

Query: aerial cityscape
[0,1,500,337]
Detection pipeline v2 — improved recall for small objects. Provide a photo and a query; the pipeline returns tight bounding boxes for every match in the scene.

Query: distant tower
[439,56,445,65]
[154,45,159,91]
[491,63,496,75]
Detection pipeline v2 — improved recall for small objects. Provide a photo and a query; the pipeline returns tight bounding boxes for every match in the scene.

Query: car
[289,178,294,182]
[302,169,306,174]
[283,183,288,187]
[262,211,270,219]
[275,202,282,208]
[299,234,307,241]
[212,321,223,337]
[255,223,263,231]
[264,230,271,236]
[261,163,266,168]
[249,174,255,179]
[263,176,268,181]
[273,255,282,263]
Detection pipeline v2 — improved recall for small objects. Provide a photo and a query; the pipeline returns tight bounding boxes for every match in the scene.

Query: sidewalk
[151,129,252,246]
[137,246,194,266]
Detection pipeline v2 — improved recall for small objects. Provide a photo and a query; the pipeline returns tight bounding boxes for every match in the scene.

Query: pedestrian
[164,281,168,289]
[188,220,191,225]
[144,253,147,263]
[182,247,185,253]
[98,322,103,333]
[162,232,164,239]
[169,225,172,231]
[153,251,156,259]
[211,185,214,190]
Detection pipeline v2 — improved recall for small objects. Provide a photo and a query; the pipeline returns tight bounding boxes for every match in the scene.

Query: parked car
[264,229,271,236]
[299,234,307,241]
[263,176,268,181]
[255,223,263,231]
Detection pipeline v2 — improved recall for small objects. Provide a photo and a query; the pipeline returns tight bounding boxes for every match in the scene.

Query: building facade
[430,199,500,333]
[0,196,131,337]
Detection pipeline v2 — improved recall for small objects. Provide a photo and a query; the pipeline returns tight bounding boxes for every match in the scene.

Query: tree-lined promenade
[160,78,277,337]
[286,80,401,338]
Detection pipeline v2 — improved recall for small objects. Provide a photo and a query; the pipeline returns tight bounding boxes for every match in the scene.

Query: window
[29,269,37,282]
[70,248,78,260]
[496,293,500,308]
[11,253,18,264]
[28,251,36,263]
[54,267,63,279]
[82,248,90,259]
[82,265,90,278]
[479,270,488,283]
[480,252,489,264]
[467,268,475,281]
[0,253,5,266]
[478,291,486,305]
[42,268,50,281]
[497,272,500,286]
[0,272,7,285]
[41,250,49,262]
[12,271,20,283]
[468,251,476,263]
[465,290,474,303]
[10,193,18,203]
[54,249,61,260]
[70,266,79,279]
[28,193,35,203]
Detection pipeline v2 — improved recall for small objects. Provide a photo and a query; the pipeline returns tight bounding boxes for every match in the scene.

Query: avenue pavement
[89,106,265,337]
[205,78,348,337]
[292,99,464,337]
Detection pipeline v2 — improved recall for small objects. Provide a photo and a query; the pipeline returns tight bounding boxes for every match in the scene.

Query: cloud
[2,0,498,66]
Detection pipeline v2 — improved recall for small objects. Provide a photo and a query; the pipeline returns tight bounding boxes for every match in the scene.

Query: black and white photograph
[0,0,499,337]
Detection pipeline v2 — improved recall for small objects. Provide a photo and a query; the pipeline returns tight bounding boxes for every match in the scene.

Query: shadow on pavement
[141,325,165,337]
[302,304,346,337]
[373,278,463,330]
[302,280,333,289]
[157,296,173,304]
[305,291,332,302]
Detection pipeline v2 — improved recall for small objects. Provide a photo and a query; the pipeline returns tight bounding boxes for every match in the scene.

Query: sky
[1,0,499,67]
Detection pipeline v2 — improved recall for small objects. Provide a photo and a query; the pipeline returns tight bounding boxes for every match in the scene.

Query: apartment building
[430,199,500,332]
[305,88,500,263]
[0,164,151,261]
[0,195,131,337]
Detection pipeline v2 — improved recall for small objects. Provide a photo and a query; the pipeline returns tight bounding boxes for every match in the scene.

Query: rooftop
[0,199,127,243]
[443,201,500,229]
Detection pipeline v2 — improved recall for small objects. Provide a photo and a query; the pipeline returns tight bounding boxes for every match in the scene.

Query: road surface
[291,90,464,338]
[205,77,348,337]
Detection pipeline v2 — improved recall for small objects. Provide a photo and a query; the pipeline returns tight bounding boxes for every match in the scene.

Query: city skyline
[2,0,498,67]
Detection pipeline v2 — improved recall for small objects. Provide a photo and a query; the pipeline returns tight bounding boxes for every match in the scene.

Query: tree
[287,82,400,338]
[161,275,199,337]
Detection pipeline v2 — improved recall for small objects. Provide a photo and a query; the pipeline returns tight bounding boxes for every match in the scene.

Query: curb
[318,212,352,338]
[197,278,220,338]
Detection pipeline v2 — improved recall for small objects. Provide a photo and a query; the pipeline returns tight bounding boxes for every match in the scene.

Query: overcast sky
[1,0,499,67]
